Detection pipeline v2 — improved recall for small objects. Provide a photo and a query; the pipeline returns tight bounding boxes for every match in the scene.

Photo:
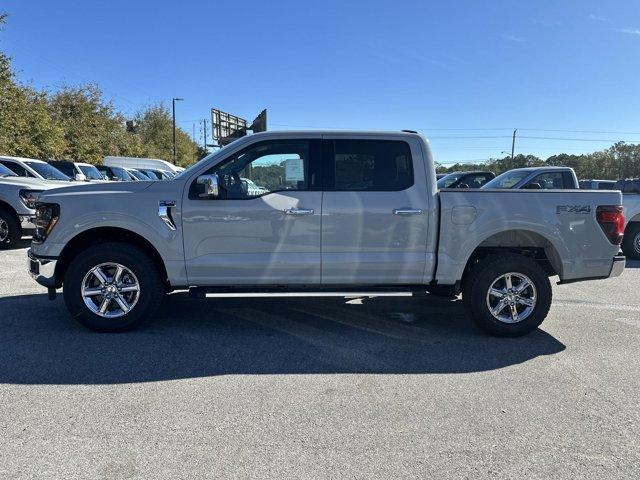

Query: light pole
[172,97,184,163]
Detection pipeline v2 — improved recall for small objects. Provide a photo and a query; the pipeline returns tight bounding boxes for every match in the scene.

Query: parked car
[47,160,105,182]
[76,162,107,182]
[0,156,71,182]
[95,165,134,182]
[28,131,625,336]
[103,156,181,176]
[482,166,579,190]
[618,180,640,260]
[614,178,640,194]
[437,171,495,189]
[124,168,152,181]
[579,179,617,190]
[0,164,61,248]
[138,168,172,180]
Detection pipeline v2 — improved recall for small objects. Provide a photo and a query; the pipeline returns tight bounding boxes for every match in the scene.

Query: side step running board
[189,285,427,299]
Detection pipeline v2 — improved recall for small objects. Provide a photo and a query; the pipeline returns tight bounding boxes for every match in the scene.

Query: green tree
[134,103,203,167]
[47,84,143,162]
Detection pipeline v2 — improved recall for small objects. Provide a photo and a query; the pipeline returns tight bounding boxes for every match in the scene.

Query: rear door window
[326,140,413,191]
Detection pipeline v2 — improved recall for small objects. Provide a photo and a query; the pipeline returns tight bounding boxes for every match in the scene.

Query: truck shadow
[625,259,640,269]
[0,292,565,385]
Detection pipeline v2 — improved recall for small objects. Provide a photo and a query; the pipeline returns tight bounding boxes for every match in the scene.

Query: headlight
[33,203,60,243]
[19,189,43,209]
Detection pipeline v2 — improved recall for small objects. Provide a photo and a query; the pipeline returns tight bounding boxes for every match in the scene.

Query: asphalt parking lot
[0,241,638,479]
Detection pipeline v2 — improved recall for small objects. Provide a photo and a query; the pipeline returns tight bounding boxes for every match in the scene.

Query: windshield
[436,173,464,188]
[25,161,70,181]
[78,164,104,180]
[129,169,151,180]
[0,164,18,177]
[482,170,531,189]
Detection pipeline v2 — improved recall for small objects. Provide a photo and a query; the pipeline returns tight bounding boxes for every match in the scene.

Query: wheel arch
[461,229,563,287]
[54,226,169,289]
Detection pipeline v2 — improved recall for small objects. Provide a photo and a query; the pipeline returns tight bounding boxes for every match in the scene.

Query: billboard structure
[211,108,267,146]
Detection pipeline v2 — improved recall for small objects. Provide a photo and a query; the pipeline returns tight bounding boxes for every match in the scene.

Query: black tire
[0,207,21,250]
[63,242,165,332]
[462,254,552,337]
[621,223,640,260]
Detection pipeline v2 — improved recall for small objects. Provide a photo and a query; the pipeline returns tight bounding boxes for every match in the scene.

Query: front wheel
[462,254,552,337]
[0,207,21,250]
[621,223,640,260]
[63,242,165,332]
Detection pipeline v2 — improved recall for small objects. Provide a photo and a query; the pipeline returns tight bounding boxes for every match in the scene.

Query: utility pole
[511,129,517,169]
[202,119,208,151]
[172,97,184,163]
[192,123,196,162]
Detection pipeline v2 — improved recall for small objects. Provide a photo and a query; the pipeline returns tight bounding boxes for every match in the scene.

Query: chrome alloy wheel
[0,219,8,242]
[81,263,140,318]
[634,232,640,254]
[485,272,537,324]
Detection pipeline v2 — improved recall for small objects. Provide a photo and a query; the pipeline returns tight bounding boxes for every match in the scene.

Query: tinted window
[330,140,413,191]
[462,173,492,188]
[49,162,76,177]
[78,164,103,180]
[526,172,565,189]
[198,140,312,199]
[110,167,132,181]
[26,161,70,180]
[129,170,151,180]
[482,170,530,189]
[437,173,464,188]
[0,163,17,177]
[597,182,615,190]
[0,160,30,177]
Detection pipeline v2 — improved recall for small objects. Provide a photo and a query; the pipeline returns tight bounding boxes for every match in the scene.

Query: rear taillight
[596,205,624,245]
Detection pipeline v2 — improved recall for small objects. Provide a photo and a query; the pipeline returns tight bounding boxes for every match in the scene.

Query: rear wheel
[621,223,640,260]
[63,242,165,332]
[462,254,552,337]
[0,207,21,250]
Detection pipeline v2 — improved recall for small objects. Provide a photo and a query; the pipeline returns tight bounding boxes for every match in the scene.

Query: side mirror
[524,182,542,190]
[75,173,87,182]
[197,174,220,198]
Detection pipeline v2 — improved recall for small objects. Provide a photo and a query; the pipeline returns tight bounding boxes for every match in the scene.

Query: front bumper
[27,249,58,288]
[19,215,36,230]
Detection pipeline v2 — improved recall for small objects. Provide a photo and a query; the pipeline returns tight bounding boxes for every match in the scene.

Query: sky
[1,0,640,165]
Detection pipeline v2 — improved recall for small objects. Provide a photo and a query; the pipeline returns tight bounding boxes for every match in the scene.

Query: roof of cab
[0,155,48,164]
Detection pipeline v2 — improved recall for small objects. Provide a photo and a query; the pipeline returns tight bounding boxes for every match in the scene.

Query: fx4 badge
[556,205,591,214]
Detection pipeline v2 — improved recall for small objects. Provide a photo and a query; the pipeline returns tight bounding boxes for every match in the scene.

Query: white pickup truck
[28,131,626,336]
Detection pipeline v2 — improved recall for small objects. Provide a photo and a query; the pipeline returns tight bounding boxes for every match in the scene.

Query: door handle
[393,208,423,215]
[284,208,314,215]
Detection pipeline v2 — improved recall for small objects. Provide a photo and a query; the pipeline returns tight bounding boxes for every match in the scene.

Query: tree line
[0,14,206,167]
[436,143,640,180]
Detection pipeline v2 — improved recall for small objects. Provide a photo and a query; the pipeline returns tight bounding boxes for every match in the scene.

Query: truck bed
[435,188,623,285]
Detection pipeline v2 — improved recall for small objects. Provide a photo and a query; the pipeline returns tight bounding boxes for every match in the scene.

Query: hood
[0,176,63,190]
[39,179,155,201]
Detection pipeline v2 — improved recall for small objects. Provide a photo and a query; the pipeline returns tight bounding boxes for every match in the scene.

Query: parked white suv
[0,156,71,183]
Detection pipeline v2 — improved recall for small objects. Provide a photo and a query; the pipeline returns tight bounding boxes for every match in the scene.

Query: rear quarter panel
[436,189,622,284]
